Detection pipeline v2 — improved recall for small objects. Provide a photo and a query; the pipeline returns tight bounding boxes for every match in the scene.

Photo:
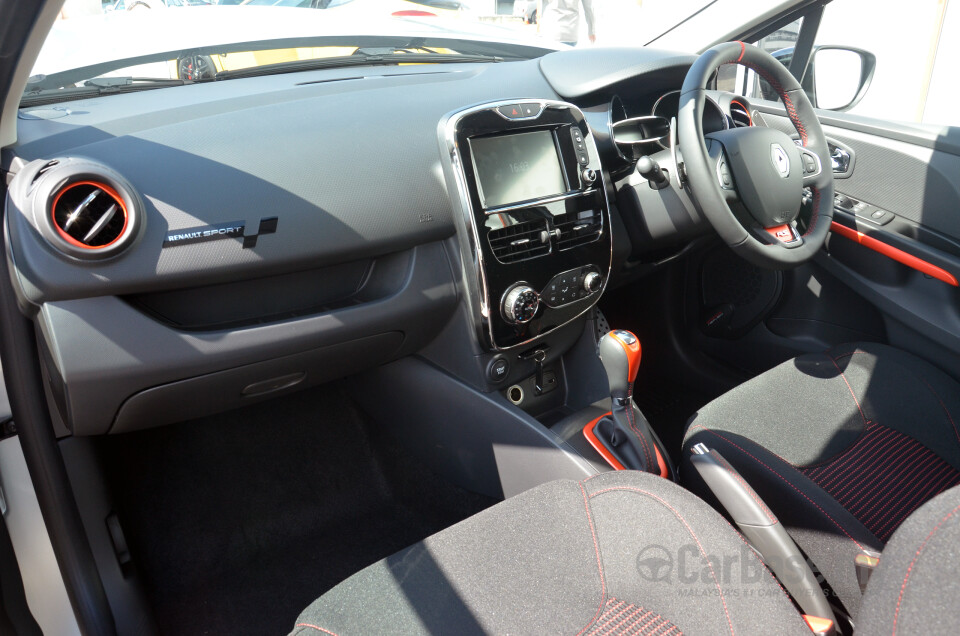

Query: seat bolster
[682,426,882,619]
[857,484,960,635]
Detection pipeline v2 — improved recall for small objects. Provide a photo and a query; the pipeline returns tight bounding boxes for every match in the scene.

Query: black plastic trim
[0,203,116,632]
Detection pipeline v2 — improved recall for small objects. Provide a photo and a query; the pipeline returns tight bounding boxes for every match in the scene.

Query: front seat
[290,470,960,635]
[681,342,960,619]
[291,471,811,635]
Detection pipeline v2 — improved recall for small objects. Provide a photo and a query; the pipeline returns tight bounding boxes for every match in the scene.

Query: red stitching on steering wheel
[740,61,808,145]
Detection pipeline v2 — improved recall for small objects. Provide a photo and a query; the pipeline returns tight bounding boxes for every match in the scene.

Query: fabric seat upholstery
[681,342,960,618]
[291,471,808,636]
[857,483,960,635]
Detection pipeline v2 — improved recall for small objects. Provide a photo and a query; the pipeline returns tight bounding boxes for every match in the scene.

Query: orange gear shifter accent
[589,330,671,479]
[608,329,642,389]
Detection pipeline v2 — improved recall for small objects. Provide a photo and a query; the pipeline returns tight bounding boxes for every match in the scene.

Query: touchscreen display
[470,130,567,208]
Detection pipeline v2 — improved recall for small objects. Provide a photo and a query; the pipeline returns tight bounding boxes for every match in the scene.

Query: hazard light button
[497,104,523,119]
[497,104,538,119]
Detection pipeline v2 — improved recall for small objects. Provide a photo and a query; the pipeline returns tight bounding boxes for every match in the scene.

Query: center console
[441,100,612,350]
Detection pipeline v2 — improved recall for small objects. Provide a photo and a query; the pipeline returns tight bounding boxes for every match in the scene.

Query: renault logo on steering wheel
[771,143,790,178]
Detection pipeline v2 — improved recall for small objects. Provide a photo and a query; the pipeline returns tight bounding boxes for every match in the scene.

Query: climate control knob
[583,271,603,294]
[502,285,540,325]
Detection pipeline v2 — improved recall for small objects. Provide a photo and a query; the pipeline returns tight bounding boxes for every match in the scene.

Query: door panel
[752,103,960,377]
[759,108,960,240]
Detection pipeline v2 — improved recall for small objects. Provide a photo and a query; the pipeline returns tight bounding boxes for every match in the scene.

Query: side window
[730,0,958,128]
[811,0,955,126]
[717,17,802,100]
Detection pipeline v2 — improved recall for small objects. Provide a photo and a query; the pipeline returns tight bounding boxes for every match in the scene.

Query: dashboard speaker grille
[488,219,550,263]
[555,209,602,250]
[51,181,128,249]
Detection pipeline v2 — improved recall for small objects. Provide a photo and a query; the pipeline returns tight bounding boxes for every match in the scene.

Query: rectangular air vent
[554,209,602,250]
[488,219,550,263]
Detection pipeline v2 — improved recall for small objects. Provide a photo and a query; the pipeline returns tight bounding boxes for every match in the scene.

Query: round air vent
[51,181,128,249]
[26,158,143,260]
[729,100,753,128]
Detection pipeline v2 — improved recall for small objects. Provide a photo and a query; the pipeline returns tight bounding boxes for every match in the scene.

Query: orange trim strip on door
[583,413,669,477]
[830,221,959,287]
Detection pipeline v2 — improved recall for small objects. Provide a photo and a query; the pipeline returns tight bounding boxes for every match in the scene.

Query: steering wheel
[678,42,834,268]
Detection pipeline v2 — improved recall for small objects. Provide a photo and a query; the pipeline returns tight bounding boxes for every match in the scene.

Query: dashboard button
[583,271,603,293]
[520,104,539,117]
[497,104,524,119]
[488,357,510,383]
[502,285,539,324]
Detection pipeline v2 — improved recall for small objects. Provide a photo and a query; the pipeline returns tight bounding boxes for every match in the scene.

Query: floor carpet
[99,383,496,635]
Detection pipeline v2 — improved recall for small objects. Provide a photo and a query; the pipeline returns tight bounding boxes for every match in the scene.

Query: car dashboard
[2,46,755,437]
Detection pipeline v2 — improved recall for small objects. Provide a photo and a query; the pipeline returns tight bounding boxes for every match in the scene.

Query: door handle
[831,145,851,173]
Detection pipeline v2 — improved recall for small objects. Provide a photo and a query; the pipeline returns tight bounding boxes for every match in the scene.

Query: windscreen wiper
[21,76,210,107]
[215,52,508,81]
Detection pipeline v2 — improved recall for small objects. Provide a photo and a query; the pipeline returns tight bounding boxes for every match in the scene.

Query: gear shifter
[586,330,672,478]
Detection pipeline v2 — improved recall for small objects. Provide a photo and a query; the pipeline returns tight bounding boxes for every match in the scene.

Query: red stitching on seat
[714,454,776,523]
[608,606,649,634]
[632,610,660,634]
[892,502,960,635]
[876,469,958,542]
[918,376,960,447]
[599,600,633,631]
[848,444,935,527]
[866,460,957,539]
[688,425,866,551]
[576,481,607,636]
[834,348,960,451]
[811,423,891,489]
[584,598,681,636]
[797,417,960,542]
[823,426,903,496]
[589,486,735,635]
[294,624,338,635]
[828,355,868,426]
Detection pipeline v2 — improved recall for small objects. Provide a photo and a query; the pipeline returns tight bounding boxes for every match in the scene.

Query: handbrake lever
[690,444,837,632]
